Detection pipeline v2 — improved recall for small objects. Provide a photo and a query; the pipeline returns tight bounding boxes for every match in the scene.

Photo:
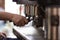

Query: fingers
[24,17,28,24]
[0,32,6,39]
[20,17,28,26]
[20,20,25,26]
[2,33,6,37]
[14,20,25,26]
[18,19,26,26]
[13,15,28,26]
[16,19,28,26]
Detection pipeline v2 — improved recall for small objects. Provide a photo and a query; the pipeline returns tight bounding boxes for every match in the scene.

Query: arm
[0,12,14,21]
[0,12,28,39]
[0,12,28,26]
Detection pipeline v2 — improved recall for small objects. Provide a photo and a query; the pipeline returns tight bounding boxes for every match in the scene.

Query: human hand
[12,14,28,26]
[0,32,6,39]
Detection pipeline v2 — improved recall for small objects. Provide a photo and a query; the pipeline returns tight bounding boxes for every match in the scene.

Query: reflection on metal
[45,7,51,40]
[46,7,59,40]
[13,21,44,40]
[58,8,60,40]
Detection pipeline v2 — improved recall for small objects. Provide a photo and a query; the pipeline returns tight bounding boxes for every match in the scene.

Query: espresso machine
[12,0,59,40]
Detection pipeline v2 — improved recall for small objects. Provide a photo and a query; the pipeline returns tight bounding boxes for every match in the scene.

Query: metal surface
[13,21,44,40]
[45,7,59,40]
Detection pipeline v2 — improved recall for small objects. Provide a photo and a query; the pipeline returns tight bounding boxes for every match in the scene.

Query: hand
[0,32,6,39]
[12,14,28,26]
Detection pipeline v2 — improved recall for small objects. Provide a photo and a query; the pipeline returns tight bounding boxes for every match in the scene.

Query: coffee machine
[12,0,59,40]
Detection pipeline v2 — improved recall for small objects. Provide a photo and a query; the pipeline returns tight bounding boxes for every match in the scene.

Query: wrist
[8,14,14,22]
[0,12,15,21]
